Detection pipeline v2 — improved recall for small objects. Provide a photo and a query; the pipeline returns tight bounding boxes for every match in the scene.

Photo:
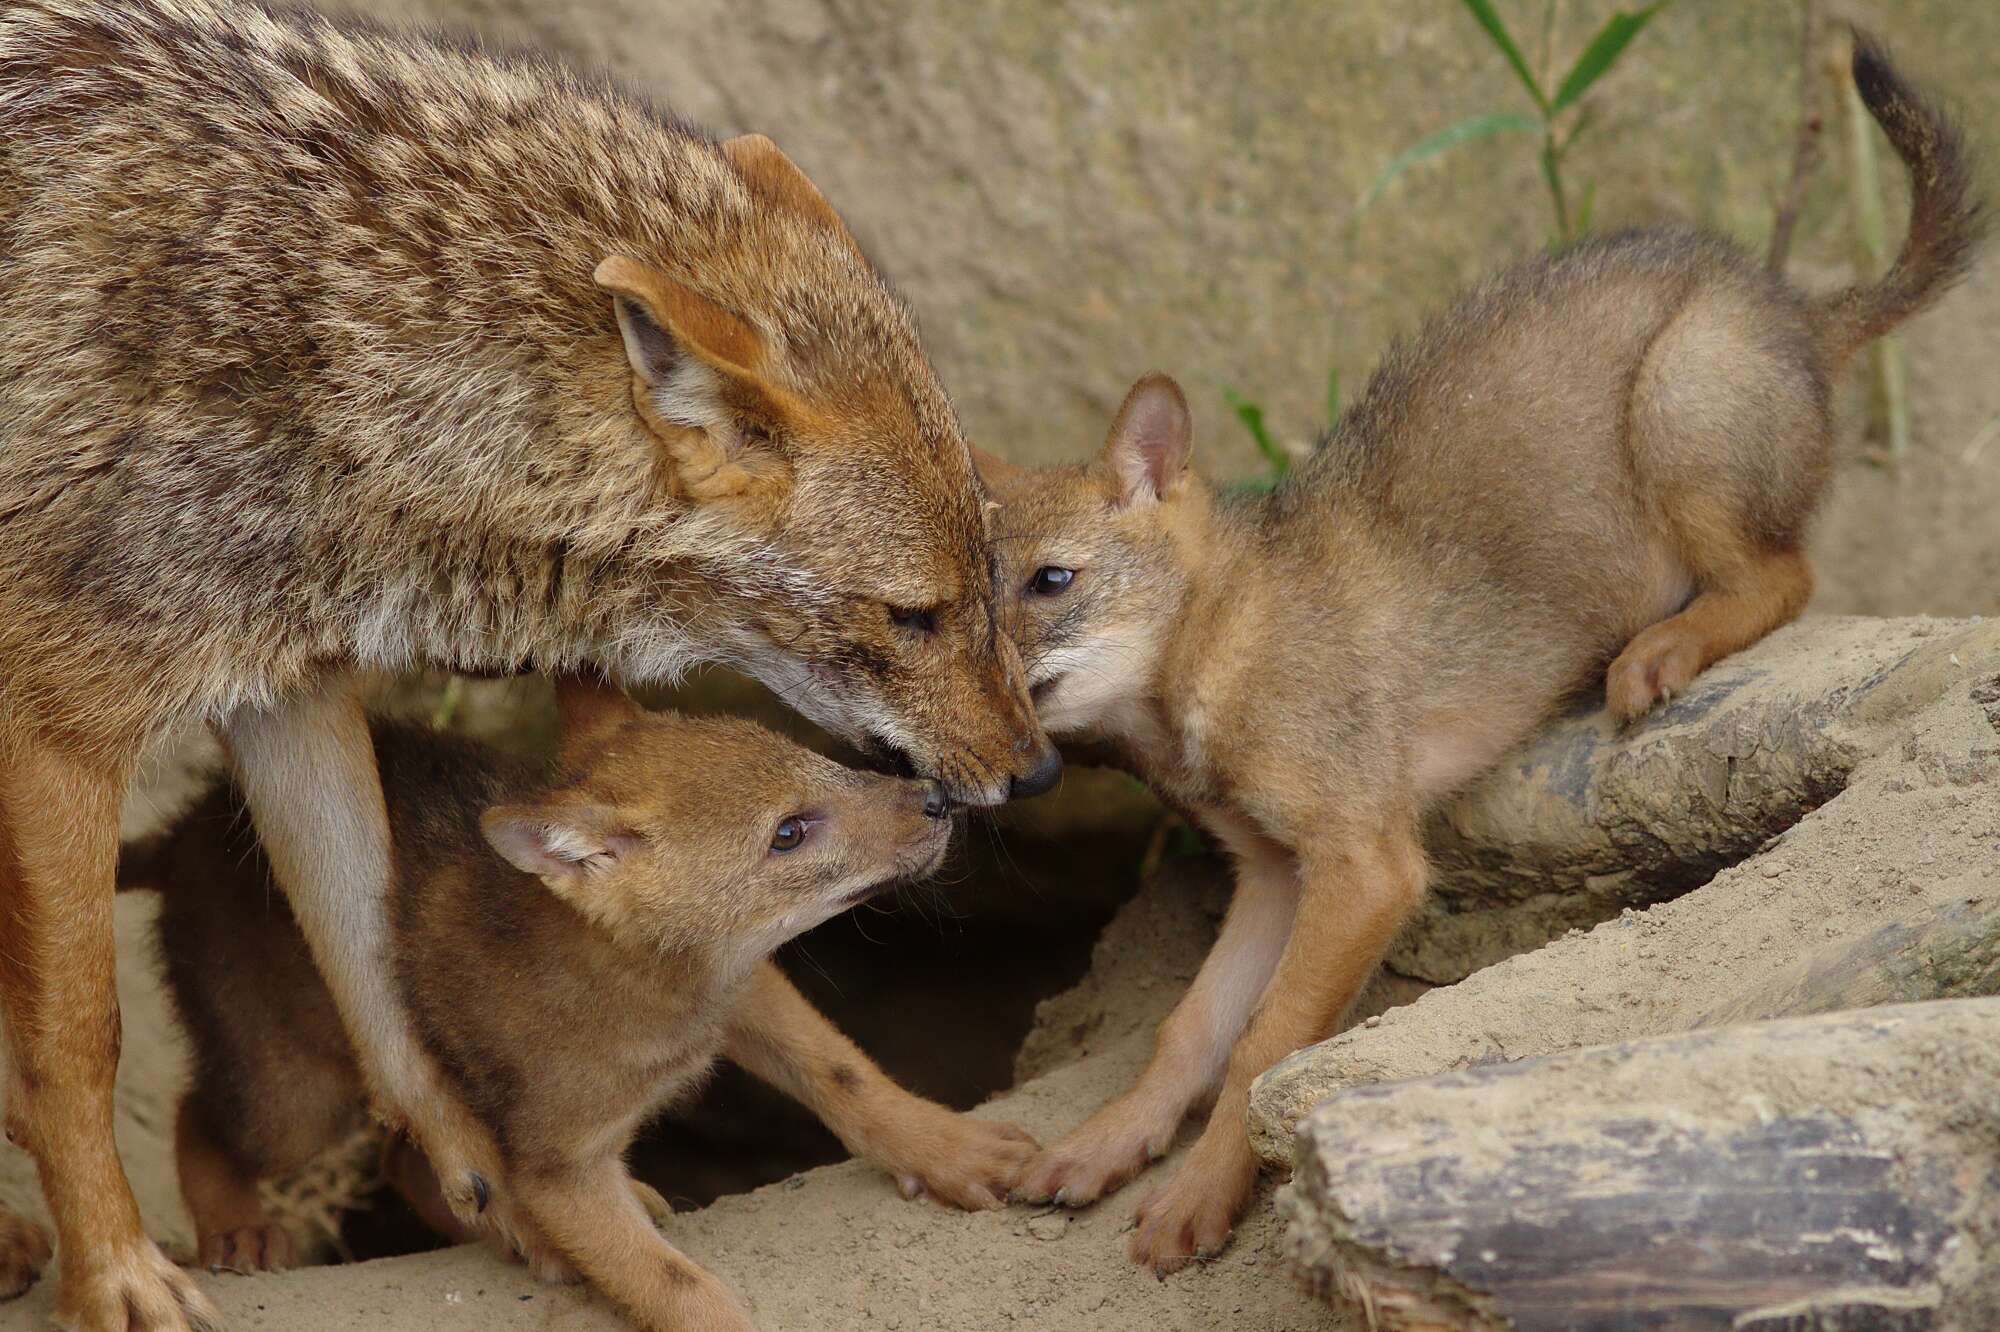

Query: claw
[469,1171,490,1213]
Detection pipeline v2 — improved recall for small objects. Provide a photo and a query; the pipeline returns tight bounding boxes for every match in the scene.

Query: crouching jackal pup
[982,36,1983,1272]
[116,679,1034,1331]
[0,1,1054,1322]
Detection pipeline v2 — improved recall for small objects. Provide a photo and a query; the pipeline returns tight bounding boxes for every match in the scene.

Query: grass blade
[1574,178,1597,233]
[1459,0,1550,113]
[1223,388,1290,475]
[1326,366,1342,426]
[1360,110,1539,209]
[1550,2,1668,112]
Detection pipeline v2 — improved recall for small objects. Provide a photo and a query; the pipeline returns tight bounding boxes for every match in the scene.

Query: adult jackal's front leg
[0,728,219,1331]
[224,682,502,1227]
[1129,819,1427,1274]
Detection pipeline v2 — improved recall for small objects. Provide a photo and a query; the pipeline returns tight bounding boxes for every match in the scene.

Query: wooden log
[1280,999,2000,1331]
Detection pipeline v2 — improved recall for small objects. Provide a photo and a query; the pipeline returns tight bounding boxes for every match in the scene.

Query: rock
[1279,999,2000,1331]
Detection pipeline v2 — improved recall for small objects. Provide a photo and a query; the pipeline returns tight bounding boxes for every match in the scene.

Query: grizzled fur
[0,0,1046,795]
[983,35,1984,1274]
[0,4,1051,1324]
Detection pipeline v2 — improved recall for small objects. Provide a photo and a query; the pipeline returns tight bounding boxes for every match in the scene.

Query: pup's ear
[1100,374,1191,508]
[551,673,640,762]
[482,803,639,886]
[969,443,1031,502]
[723,134,865,260]
[594,255,791,510]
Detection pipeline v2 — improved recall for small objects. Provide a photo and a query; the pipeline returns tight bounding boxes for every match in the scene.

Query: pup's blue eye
[1029,567,1074,596]
[771,817,809,852]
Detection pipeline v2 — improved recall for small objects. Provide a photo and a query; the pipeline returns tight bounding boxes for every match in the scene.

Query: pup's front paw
[1127,1137,1259,1275]
[1606,621,1704,722]
[198,1222,293,1275]
[0,1209,50,1299]
[876,1103,1038,1210]
[1010,1099,1177,1208]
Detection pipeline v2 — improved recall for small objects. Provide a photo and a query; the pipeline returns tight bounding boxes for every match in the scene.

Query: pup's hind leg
[0,731,219,1331]
[1609,294,1829,721]
[1606,546,1813,721]
[175,1103,293,1274]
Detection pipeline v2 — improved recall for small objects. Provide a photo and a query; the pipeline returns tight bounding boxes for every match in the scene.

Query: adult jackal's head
[589,136,1057,805]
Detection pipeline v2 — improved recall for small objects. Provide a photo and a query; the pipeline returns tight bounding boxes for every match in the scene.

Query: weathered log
[1281,999,2000,1332]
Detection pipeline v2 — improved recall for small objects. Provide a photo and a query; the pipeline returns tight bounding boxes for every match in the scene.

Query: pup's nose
[1008,746,1064,800]
[920,780,952,820]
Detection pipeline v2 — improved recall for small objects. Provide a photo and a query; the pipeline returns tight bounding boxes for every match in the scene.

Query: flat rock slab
[1279,999,2000,1331]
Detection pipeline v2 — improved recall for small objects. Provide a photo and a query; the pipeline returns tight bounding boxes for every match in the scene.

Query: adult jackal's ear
[594,255,793,511]
[723,133,865,260]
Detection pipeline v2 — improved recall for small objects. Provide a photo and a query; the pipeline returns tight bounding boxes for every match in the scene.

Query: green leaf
[1458,0,1550,114]
[1550,2,1668,113]
[1573,178,1598,234]
[1326,365,1342,426]
[1359,110,1539,210]
[1223,388,1290,476]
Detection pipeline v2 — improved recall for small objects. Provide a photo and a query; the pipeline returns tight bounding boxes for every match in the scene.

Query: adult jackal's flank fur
[0,2,1054,1326]
[984,33,1982,1274]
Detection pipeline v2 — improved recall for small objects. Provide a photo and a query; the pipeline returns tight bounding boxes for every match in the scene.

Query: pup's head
[981,374,1199,736]
[480,679,953,960]
[588,136,1055,805]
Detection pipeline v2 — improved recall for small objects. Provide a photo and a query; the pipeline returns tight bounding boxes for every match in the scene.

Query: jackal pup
[983,36,1983,1272]
[121,681,1035,1331]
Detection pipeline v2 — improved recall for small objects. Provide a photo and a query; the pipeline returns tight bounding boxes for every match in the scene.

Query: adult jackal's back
[0,2,1052,1326]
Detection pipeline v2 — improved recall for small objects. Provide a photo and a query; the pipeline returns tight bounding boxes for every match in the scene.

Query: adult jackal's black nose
[1008,745,1063,800]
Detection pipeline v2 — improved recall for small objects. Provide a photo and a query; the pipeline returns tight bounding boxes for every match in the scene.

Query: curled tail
[1812,31,1987,363]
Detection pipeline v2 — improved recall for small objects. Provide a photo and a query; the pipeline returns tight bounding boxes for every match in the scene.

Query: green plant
[1221,363,1342,495]
[1364,0,1670,245]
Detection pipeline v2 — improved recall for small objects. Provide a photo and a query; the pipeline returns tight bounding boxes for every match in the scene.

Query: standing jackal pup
[985,36,1982,1273]
[123,680,1035,1332]
[0,0,1053,1322]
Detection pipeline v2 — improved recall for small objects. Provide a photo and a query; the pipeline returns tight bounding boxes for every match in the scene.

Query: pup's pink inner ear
[1102,373,1192,508]
[482,804,636,883]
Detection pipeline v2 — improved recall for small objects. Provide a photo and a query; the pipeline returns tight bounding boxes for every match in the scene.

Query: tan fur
[120,682,1034,1328]
[0,2,1055,1319]
[987,36,1981,1273]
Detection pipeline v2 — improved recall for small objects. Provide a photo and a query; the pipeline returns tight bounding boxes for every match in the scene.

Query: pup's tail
[1810,31,1987,365]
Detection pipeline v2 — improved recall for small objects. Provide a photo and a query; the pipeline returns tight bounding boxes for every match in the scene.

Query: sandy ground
[1,863,1347,1332]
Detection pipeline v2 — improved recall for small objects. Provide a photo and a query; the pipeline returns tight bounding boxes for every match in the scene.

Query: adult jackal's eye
[888,605,938,634]
[1028,566,1074,596]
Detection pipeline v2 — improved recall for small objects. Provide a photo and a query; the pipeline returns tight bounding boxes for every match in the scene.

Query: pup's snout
[919,780,952,820]
[1008,745,1063,800]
